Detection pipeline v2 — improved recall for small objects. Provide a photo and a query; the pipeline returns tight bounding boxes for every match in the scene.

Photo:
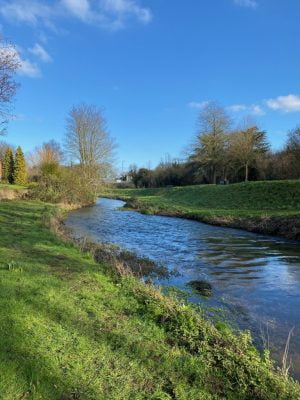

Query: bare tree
[286,126,300,154]
[64,103,115,182]
[0,140,15,161]
[29,140,64,168]
[279,126,300,179]
[191,102,231,184]
[28,140,64,179]
[0,38,20,134]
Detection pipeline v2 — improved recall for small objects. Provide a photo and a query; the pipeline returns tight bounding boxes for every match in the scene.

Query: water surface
[66,198,300,379]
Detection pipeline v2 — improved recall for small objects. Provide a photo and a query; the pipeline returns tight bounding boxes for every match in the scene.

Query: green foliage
[13,146,27,185]
[110,180,300,217]
[31,166,97,205]
[40,161,61,176]
[0,200,299,399]
[2,148,14,183]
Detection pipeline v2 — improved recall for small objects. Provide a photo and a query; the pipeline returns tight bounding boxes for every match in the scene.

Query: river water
[66,198,300,379]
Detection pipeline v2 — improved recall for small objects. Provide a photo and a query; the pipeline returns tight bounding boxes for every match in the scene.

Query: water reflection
[66,198,300,379]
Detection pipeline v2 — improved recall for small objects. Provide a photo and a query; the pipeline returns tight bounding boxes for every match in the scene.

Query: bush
[31,166,97,205]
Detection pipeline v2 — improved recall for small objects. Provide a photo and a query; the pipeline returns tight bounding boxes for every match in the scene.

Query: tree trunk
[245,162,249,182]
[212,167,217,184]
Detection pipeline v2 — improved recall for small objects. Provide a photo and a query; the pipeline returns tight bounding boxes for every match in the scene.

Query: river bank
[0,184,29,200]
[66,197,300,381]
[1,199,300,399]
[105,180,300,240]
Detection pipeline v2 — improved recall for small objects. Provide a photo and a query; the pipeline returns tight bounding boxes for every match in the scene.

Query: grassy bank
[0,183,29,201]
[0,200,300,399]
[0,183,29,190]
[106,180,300,240]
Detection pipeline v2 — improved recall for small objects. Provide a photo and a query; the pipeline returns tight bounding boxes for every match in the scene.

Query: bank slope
[0,200,299,399]
[109,180,300,240]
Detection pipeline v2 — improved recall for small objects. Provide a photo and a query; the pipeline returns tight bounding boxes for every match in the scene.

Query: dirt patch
[0,188,28,200]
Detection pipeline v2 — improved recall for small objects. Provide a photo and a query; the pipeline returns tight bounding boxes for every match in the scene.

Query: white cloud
[61,0,91,20]
[233,0,258,9]
[266,94,300,113]
[101,0,152,24]
[227,104,247,112]
[18,57,41,78]
[227,103,265,116]
[0,44,41,78]
[0,0,53,25]
[0,0,152,30]
[29,43,52,62]
[188,101,210,110]
[251,105,265,115]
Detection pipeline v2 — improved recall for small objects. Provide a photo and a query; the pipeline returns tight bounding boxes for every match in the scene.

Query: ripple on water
[66,198,300,380]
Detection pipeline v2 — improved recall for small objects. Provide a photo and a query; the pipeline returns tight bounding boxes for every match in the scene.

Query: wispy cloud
[61,0,91,20]
[0,0,54,25]
[189,101,265,116]
[101,0,152,24]
[266,94,300,113]
[0,44,41,78]
[0,0,152,30]
[227,103,265,116]
[29,43,52,62]
[188,101,210,110]
[233,0,258,9]
[18,57,41,77]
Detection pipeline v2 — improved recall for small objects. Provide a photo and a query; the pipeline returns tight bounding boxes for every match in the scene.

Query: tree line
[0,35,299,193]
[127,102,300,188]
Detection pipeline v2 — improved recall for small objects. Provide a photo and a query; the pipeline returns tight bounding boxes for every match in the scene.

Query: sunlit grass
[0,200,299,399]
[0,183,29,190]
[108,180,300,218]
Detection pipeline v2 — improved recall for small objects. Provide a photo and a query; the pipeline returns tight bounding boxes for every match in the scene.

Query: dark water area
[66,198,300,380]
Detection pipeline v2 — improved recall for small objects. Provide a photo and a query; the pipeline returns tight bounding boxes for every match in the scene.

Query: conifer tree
[13,146,27,185]
[2,148,14,183]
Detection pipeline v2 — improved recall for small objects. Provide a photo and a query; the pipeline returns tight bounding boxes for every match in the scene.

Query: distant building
[116,174,132,183]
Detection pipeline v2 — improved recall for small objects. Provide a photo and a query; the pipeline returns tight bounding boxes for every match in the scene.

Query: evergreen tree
[2,148,14,184]
[13,146,27,185]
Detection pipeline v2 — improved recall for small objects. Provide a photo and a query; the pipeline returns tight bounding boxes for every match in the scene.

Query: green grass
[0,183,29,190]
[0,200,299,399]
[108,180,300,218]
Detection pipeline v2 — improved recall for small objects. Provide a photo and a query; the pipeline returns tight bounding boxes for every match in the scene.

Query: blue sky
[1,0,300,169]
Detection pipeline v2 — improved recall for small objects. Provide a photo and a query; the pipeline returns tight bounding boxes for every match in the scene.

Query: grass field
[107,180,300,239]
[0,199,299,399]
[0,183,29,190]
[109,180,300,216]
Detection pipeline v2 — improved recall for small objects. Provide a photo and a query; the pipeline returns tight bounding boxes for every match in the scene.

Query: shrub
[31,166,97,206]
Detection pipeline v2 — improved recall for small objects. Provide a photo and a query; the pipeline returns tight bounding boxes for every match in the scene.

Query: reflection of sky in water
[66,198,300,380]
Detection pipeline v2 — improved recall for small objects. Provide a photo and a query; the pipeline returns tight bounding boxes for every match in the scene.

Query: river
[66,198,300,380]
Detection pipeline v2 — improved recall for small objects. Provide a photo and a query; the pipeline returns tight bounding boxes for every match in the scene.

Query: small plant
[7,260,22,272]
[281,326,295,377]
